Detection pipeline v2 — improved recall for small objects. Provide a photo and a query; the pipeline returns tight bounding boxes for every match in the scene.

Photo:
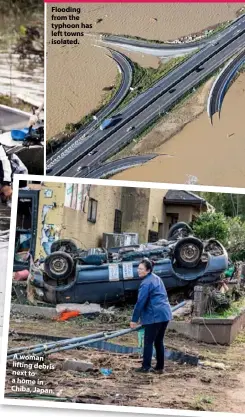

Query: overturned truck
[29,222,229,304]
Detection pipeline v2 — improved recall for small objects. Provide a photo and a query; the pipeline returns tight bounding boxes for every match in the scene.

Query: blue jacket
[132,273,173,325]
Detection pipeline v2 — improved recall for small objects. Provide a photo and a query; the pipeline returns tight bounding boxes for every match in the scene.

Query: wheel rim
[49,256,68,275]
[179,243,200,263]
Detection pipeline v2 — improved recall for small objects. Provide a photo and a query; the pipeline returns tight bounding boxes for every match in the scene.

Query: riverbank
[0,4,44,108]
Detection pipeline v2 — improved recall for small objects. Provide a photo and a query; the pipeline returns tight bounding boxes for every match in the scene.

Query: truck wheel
[174,237,203,268]
[44,251,74,279]
[50,239,78,254]
[168,222,193,240]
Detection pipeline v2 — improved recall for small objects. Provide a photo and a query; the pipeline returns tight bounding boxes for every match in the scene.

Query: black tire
[174,237,203,268]
[50,239,78,254]
[44,251,74,280]
[168,222,193,241]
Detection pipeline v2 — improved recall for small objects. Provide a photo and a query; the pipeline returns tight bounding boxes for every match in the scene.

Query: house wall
[33,183,208,258]
[62,187,172,246]
[62,185,122,248]
[147,189,168,238]
[165,205,196,222]
[121,187,151,243]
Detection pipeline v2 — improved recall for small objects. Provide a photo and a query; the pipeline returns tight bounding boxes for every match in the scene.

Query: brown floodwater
[46,3,243,138]
[112,73,245,188]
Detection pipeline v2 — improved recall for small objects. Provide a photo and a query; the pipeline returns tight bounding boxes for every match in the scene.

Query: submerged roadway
[47,49,133,169]
[47,14,245,178]
[207,47,245,122]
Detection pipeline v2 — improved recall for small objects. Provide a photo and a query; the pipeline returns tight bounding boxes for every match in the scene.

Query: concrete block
[172,300,193,318]
[63,359,93,372]
[56,303,101,315]
[168,321,199,340]
[193,285,206,317]
[11,304,56,318]
[169,307,245,345]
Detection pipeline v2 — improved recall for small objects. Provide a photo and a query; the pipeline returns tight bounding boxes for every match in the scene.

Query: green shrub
[227,217,245,261]
[192,212,229,245]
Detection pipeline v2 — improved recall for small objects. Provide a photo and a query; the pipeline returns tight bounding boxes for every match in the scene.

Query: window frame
[114,209,122,233]
[87,198,98,223]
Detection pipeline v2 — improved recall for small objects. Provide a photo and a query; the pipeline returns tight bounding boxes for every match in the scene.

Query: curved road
[47,14,245,178]
[207,47,245,122]
[101,15,245,52]
[61,20,245,178]
[83,154,158,178]
[102,34,205,50]
[47,49,133,170]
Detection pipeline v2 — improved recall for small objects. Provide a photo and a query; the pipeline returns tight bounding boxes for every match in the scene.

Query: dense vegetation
[192,193,245,262]
[0,0,43,16]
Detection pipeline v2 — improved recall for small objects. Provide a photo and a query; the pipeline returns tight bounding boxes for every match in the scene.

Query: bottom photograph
[1,177,245,414]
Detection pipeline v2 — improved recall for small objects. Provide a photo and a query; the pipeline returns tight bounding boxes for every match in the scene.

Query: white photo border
[44,1,47,174]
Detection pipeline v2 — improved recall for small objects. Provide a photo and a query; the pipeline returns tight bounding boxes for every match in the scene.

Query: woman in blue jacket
[130,258,172,373]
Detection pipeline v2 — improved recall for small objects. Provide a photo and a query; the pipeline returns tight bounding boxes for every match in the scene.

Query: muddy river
[112,72,245,187]
[0,53,44,106]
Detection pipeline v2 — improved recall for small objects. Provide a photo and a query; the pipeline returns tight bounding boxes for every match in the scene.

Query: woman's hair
[140,257,155,273]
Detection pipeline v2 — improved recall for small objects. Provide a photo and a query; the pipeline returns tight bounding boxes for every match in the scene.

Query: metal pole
[7,331,114,358]
[8,301,186,358]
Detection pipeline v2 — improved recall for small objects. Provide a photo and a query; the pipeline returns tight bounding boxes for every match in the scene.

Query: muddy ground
[5,309,245,413]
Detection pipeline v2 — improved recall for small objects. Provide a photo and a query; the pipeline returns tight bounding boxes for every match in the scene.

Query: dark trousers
[142,321,169,370]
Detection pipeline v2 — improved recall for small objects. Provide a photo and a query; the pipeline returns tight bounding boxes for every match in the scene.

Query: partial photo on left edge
[0,0,44,331]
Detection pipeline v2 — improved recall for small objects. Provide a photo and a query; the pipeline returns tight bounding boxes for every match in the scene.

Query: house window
[169,213,179,229]
[87,198,98,223]
[158,222,164,238]
[148,230,159,242]
[71,184,78,210]
[114,209,122,233]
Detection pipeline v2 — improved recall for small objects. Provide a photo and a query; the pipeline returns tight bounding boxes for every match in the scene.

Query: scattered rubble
[63,359,93,372]
[172,300,193,319]
[5,329,245,412]
[200,361,228,371]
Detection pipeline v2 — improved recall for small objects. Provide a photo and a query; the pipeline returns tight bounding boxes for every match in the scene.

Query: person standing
[130,258,172,373]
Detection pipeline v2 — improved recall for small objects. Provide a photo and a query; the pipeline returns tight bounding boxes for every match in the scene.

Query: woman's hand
[130,321,138,329]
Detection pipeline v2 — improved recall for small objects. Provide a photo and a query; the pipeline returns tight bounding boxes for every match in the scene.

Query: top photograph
[46,2,245,186]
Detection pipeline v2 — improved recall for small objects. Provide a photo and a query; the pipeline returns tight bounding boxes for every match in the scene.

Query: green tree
[192,212,229,245]
[198,192,245,221]
[227,217,245,261]
[0,0,43,16]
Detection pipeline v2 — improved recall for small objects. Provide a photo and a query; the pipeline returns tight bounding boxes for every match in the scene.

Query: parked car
[28,222,229,305]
